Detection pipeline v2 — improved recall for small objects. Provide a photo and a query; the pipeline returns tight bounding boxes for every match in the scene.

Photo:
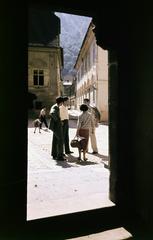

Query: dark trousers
[51,125,63,158]
[40,115,48,128]
[62,119,70,153]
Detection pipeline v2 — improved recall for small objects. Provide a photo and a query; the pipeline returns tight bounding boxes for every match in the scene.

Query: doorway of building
[27,7,114,221]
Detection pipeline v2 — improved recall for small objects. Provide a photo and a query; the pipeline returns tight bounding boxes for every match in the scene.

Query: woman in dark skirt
[76,104,94,161]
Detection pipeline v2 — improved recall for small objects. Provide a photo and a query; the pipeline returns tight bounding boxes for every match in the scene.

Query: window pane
[33,70,38,75]
[33,76,38,85]
[39,76,44,85]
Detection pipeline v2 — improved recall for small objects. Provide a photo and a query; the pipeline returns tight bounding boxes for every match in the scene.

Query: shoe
[65,151,74,154]
[52,156,57,160]
[92,151,98,154]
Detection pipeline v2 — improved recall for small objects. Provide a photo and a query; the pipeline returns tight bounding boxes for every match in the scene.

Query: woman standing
[76,104,94,161]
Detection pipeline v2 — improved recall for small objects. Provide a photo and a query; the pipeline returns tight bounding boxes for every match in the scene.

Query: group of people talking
[49,96,100,161]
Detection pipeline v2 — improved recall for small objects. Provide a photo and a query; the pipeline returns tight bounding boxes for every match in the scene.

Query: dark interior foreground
[1,2,153,239]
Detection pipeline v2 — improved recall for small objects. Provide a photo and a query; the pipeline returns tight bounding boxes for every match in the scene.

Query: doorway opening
[27,7,114,221]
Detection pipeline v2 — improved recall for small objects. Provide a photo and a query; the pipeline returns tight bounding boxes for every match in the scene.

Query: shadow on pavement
[76,160,98,166]
[55,160,73,168]
[67,155,98,165]
[87,152,109,162]
[54,154,99,168]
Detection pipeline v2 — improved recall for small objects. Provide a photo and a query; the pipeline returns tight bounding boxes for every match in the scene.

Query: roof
[28,7,60,47]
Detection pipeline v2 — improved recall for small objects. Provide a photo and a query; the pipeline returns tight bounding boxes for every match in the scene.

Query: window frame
[33,69,44,86]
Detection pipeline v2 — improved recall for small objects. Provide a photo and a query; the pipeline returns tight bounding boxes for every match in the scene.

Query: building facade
[28,8,63,110]
[74,21,108,122]
[62,74,76,109]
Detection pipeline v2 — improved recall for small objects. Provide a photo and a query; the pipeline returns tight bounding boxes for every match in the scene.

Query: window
[85,55,87,72]
[87,50,90,70]
[81,64,84,78]
[93,86,96,104]
[33,69,44,86]
[93,41,96,64]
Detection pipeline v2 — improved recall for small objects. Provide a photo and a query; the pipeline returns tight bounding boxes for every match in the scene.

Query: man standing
[59,96,73,155]
[49,96,65,161]
[83,98,101,154]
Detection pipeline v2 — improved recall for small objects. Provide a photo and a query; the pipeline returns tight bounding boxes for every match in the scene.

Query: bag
[70,139,80,148]
[70,136,85,148]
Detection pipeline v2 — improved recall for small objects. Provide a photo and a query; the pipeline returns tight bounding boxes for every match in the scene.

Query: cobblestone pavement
[27,120,114,221]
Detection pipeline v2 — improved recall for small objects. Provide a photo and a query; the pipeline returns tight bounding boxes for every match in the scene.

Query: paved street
[27,120,114,221]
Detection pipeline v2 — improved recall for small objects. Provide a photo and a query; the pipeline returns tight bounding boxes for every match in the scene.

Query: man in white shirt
[59,97,73,154]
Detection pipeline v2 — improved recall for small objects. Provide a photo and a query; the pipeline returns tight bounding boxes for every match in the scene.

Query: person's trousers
[89,128,98,152]
[40,116,48,128]
[62,119,70,153]
[51,128,63,158]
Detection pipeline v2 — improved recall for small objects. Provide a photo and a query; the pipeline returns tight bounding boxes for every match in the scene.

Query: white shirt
[40,108,46,116]
[59,104,69,121]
